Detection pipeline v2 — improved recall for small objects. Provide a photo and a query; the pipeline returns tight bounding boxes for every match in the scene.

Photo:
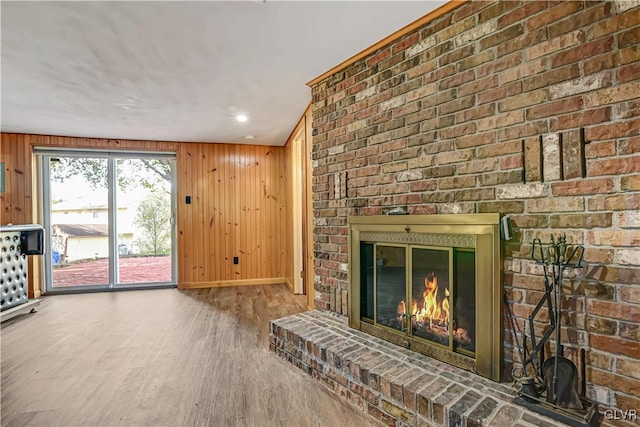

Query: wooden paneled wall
[178,142,287,287]
[0,133,288,293]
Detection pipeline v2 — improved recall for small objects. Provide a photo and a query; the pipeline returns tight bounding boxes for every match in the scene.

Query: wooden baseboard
[178,277,286,290]
[284,278,294,293]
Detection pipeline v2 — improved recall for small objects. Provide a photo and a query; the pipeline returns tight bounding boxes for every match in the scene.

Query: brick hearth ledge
[270,310,561,427]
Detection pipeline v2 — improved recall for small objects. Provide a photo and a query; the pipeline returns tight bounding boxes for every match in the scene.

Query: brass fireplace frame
[348,214,502,381]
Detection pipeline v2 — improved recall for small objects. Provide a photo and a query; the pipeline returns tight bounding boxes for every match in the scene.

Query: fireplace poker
[525,238,557,380]
[542,234,584,410]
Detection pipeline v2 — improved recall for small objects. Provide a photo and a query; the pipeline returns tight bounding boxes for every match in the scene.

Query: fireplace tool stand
[512,234,600,427]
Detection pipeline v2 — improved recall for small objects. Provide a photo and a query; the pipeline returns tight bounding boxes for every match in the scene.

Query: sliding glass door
[40,150,176,292]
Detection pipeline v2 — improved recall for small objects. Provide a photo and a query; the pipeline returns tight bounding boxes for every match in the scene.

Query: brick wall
[310,0,640,412]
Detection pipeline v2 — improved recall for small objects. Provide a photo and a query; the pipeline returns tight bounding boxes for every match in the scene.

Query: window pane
[116,158,173,285]
[50,157,109,287]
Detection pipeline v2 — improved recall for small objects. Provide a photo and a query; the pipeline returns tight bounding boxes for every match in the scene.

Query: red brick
[526,1,584,31]
[457,158,499,175]
[438,176,476,190]
[587,230,640,247]
[523,63,581,92]
[617,62,640,84]
[500,154,523,170]
[619,25,640,49]
[477,140,521,159]
[589,7,640,39]
[511,60,554,88]
[424,64,456,85]
[511,214,549,229]
[585,140,616,159]
[436,149,474,165]
[480,23,524,50]
[588,194,640,212]
[438,95,475,115]
[552,36,615,68]
[498,1,548,29]
[586,317,617,336]
[621,286,640,304]
[588,368,640,398]
[436,15,476,42]
[586,119,640,143]
[478,82,522,105]
[588,157,640,176]
[620,137,640,155]
[406,60,436,81]
[551,178,615,196]
[477,110,524,132]
[584,52,616,75]
[406,83,437,102]
[476,51,523,78]
[582,248,614,264]
[453,1,490,21]
[439,45,475,68]
[615,394,640,414]
[584,81,640,107]
[391,33,419,55]
[529,197,584,213]
[621,175,640,191]
[550,107,611,132]
[550,213,612,228]
[408,205,437,215]
[616,45,640,66]
[589,335,640,357]
[587,350,613,371]
[499,27,548,58]
[620,322,640,342]
[455,103,495,123]
[527,96,583,120]
[455,132,495,149]
[548,2,614,39]
[439,122,477,139]
[458,50,495,72]
[478,201,524,214]
[499,89,548,113]
[366,48,391,67]
[526,30,585,60]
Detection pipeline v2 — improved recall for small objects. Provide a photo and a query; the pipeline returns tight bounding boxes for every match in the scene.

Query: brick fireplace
[273,0,640,424]
[348,213,502,381]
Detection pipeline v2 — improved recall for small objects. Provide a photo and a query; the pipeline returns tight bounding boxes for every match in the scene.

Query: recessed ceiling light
[236,114,248,122]
[245,135,255,140]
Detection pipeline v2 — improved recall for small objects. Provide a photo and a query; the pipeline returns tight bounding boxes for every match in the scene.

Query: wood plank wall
[178,142,287,287]
[0,133,289,293]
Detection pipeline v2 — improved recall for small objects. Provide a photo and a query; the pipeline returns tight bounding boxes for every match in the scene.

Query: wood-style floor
[1,285,381,427]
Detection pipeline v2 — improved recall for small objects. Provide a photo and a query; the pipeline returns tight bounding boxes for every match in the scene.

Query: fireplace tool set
[509,234,600,427]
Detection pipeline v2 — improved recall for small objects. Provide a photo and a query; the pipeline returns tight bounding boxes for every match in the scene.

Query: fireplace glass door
[410,247,451,348]
[375,245,406,332]
[359,242,476,357]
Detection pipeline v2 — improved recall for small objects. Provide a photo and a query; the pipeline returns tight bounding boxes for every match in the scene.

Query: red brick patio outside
[53,255,172,287]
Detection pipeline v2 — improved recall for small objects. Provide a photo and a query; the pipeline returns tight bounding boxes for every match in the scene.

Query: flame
[397,300,405,314]
[413,273,449,328]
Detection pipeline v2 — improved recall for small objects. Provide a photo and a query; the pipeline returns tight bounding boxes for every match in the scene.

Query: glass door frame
[38,148,177,293]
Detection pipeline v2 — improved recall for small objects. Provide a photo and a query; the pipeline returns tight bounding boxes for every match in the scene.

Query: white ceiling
[1,1,447,146]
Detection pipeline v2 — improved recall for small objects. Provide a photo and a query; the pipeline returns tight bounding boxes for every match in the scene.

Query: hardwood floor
[1,285,382,427]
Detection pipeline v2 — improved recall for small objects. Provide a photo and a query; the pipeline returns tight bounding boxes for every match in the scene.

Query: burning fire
[397,272,472,346]
[398,272,450,332]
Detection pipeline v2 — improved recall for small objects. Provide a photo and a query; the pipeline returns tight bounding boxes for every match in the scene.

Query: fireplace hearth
[348,214,502,381]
